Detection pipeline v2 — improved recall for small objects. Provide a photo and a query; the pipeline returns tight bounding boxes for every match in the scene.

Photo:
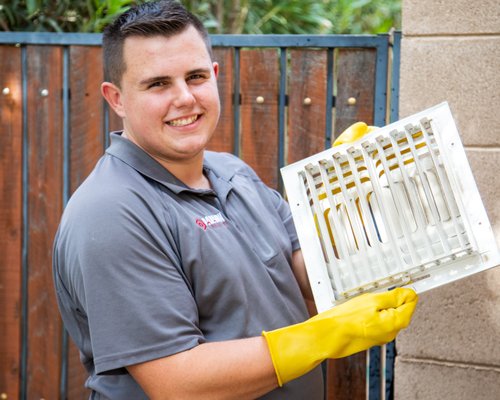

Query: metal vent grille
[282,103,500,312]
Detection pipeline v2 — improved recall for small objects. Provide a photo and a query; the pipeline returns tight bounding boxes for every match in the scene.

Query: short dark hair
[102,0,211,87]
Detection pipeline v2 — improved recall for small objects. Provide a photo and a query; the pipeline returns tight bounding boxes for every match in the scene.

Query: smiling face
[102,25,221,168]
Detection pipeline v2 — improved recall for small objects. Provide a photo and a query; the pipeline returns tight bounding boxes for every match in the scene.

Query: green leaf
[26,0,38,14]
[46,17,64,32]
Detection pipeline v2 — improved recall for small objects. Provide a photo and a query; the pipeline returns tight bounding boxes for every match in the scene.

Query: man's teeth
[167,115,198,127]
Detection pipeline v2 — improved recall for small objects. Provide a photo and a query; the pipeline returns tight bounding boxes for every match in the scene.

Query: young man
[52,1,418,399]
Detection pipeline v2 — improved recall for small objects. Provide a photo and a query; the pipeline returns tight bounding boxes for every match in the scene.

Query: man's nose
[172,82,195,108]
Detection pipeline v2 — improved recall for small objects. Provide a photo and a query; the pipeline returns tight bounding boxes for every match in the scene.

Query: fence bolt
[40,89,49,97]
[347,97,356,106]
[303,97,312,106]
[256,96,264,104]
[0,393,7,399]
[2,88,10,96]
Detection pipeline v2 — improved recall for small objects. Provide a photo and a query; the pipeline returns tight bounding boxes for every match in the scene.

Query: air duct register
[281,102,500,313]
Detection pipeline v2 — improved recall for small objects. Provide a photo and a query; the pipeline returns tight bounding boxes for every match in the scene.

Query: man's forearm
[127,336,279,400]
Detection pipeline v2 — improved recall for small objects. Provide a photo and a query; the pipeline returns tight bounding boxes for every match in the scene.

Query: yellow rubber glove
[333,121,377,146]
[262,288,418,386]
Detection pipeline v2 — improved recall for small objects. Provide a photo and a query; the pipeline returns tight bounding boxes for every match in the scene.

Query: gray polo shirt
[53,133,323,399]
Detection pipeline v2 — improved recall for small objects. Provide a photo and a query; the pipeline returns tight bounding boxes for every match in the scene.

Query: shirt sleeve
[56,181,204,375]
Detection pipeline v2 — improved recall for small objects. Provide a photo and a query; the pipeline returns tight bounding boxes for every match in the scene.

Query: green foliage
[183,0,401,34]
[80,0,147,32]
[0,0,401,34]
[326,0,401,34]
[0,0,147,32]
[236,0,332,34]
[184,0,333,34]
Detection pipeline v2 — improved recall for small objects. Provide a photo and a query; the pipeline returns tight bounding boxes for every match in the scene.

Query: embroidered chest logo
[195,212,227,231]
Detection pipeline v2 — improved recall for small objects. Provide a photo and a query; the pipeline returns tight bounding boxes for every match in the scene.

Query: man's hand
[263,288,418,386]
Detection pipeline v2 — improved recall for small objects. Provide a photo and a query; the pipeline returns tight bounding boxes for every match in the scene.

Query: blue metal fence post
[20,43,29,400]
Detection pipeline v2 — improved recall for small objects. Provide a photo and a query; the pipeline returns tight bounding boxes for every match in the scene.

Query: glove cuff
[262,330,285,387]
[262,319,325,386]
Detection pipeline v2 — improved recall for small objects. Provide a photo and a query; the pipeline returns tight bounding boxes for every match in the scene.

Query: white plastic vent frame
[281,102,500,313]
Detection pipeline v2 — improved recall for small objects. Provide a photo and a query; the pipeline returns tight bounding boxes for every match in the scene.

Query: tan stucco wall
[395,1,500,399]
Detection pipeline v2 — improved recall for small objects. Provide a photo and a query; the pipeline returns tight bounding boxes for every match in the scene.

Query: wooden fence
[0,32,400,400]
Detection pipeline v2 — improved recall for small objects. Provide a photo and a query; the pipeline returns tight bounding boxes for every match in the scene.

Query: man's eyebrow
[188,67,212,75]
[139,75,171,86]
[138,68,213,86]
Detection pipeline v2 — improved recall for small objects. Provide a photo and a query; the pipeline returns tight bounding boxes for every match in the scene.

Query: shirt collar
[106,132,234,195]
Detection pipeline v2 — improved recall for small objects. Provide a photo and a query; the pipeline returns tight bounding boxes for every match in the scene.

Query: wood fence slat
[326,47,377,400]
[209,47,234,153]
[67,45,106,399]
[327,352,367,400]
[69,46,105,193]
[26,45,64,400]
[240,49,280,188]
[0,45,23,400]
[287,49,329,164]
[334,48,377,135]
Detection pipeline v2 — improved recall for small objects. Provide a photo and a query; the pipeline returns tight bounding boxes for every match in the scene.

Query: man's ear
[101,82,125,118]
[212,62,219,79]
